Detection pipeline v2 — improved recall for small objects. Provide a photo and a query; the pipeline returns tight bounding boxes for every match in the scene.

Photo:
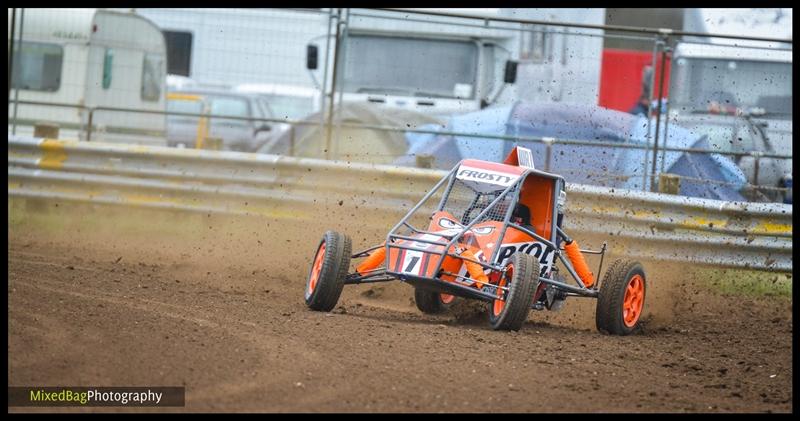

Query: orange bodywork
[359,211,535,290]
[564,240,595,288]
[356,243,386,275]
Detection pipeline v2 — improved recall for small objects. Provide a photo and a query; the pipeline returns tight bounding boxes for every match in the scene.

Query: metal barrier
[8,135,792,272]
[7,99,793,203]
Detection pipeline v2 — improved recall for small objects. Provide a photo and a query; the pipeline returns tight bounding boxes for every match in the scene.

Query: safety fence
[7,99,793,205]
[8,135,792,272]
[8,8,793,204]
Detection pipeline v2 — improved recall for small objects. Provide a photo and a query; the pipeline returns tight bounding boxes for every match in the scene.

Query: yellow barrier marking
[119,192,307,220]
[683,217,727,229]
[591,206,657,219]
[39,139,68,170]
[167,93,203,101]
[122,193,163,205]
[753,221,793,235]
[131,145,152,153]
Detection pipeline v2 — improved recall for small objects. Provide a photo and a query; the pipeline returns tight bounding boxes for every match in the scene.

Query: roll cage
[345,153,607,306]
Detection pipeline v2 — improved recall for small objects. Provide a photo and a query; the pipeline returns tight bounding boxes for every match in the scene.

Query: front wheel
[595,259,646,335]
[305,231,352,311]
[414,289,456,314]
[488,253,539,331]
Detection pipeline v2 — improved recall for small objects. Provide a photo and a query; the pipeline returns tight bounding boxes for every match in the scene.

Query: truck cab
[334,33,513,115]
[306,9,521,116]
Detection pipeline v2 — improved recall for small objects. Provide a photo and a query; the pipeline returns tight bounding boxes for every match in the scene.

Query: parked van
[8,8,168,145]
[233,83,321,121]
[167,89,283,152]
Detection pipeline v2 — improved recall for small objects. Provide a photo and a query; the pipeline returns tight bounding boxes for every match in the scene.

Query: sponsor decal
[456,166,519,187]
[496,242,555,277]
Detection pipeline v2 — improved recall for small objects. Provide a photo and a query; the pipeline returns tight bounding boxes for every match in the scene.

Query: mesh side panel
[441,179,513,226]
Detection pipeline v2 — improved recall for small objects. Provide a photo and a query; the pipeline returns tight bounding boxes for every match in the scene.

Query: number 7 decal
[404,256,420,273]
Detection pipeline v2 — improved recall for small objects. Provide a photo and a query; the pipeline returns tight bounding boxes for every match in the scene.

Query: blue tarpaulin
[402,101,747,201]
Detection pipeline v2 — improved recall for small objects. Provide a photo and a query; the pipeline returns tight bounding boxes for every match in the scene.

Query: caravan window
[141,53,165,101]
[103,49,114,90]
[10,41,63,92]
[163,30,193,77]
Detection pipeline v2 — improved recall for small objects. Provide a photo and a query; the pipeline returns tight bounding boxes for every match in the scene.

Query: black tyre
[488,253,539,331]
[304,231,352,311]
[414,289,456,314]
[596,259,646,335]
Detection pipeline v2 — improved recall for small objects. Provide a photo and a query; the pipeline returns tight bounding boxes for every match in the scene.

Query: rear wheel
[596,259,646,335]
[488,253,539,331]
[414,289,455,314]
[304,231,352,311]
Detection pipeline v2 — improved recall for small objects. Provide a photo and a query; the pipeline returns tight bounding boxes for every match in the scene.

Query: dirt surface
[7,202,794,413]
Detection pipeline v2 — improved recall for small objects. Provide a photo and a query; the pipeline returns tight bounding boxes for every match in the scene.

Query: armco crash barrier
[7,135,792,272]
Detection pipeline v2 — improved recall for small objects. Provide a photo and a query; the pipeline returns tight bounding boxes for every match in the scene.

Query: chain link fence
[8,8,793,203]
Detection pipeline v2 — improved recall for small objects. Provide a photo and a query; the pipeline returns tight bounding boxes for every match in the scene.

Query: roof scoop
[503,145,535,169]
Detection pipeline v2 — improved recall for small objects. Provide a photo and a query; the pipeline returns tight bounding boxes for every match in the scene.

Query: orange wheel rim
[623,274,644,327]
[307,243,326,296]
[440,293,455,304]
[493,264,512,317]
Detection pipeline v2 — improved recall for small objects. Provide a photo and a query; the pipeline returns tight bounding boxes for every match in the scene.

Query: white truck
[668,8,792,202]
[8,8,168,145]
[307,8,605,115]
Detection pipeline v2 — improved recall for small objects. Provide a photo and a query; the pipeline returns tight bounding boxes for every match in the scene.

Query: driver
[511,203,534,231]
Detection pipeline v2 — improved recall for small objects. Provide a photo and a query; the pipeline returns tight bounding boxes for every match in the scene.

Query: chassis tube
[539,276,598,297]
[386,166,458,239]
[509,222,557,251]
[440,271,510,292]
[344,276,397,285]
[352,243,385,258]
[389,234,450,246]
[388,243,503,272]
[385,166,459,269]
[401,274,504,302]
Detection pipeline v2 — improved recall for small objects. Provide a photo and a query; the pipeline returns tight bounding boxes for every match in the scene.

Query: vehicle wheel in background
[414,289,455,314]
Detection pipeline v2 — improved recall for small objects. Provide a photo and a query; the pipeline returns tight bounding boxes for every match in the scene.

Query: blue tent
[402,101,747,201]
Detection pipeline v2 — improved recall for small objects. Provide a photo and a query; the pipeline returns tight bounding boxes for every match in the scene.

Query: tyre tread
[306,231,352,311]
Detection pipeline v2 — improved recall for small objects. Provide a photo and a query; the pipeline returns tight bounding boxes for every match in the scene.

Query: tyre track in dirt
[8,235,792,413]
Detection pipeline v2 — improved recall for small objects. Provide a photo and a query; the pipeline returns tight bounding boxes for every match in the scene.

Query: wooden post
[203,137,223,150]
[415,154,434,169]
[658,173,680,195]
[33,122,59,139]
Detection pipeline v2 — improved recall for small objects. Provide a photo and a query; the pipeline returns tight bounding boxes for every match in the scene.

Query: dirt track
[7,203,794,413]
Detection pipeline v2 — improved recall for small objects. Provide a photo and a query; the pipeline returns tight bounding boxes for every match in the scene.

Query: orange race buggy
[304,147,646,334]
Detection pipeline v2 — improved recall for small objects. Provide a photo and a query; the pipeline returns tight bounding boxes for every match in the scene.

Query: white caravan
[8,8,167,145]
